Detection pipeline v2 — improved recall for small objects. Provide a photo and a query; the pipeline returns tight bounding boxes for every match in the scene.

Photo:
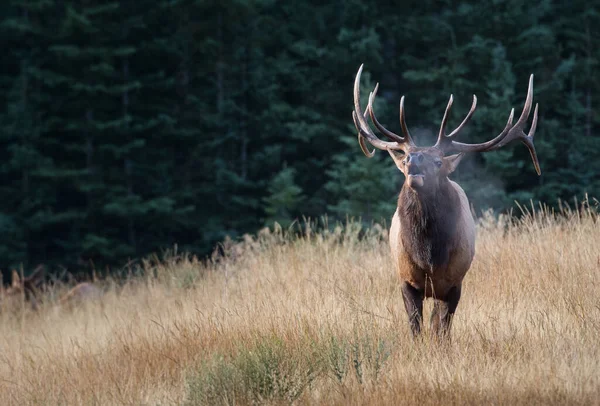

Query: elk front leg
[430,285,462,339]
[401,282,424,337]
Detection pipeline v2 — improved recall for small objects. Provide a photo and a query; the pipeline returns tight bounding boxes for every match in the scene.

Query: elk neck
[397,177,460,271]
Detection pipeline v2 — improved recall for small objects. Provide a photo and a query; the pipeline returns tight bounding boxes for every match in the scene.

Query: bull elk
[352,65,540,338]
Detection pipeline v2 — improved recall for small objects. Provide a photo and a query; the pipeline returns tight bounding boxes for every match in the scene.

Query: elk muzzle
[405,153,425,188]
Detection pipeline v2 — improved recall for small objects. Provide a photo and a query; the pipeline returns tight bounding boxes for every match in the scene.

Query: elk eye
[435,160,442,167]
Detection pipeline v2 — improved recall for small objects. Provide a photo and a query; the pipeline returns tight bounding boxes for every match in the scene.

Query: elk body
[58,282,102,307]
[352,65,541,338]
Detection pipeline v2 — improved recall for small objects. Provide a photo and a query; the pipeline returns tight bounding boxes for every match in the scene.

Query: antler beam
[352,64,414,156]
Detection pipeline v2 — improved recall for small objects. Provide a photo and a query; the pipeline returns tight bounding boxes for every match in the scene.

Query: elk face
[0,266,46,310]
[390,147,464,193]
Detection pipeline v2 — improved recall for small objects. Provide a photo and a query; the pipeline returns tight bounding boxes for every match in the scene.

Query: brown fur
[0,265,46,310]
[58,282,102,307]
[391,179,475,299]
[398,181,460,272]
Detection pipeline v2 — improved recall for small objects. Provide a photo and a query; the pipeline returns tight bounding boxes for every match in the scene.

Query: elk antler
[352,64,414,157]
[353,66,541,175]
[434,75,541,175]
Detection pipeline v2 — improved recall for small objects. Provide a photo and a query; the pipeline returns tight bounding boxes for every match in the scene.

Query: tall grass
[0,200,599,405]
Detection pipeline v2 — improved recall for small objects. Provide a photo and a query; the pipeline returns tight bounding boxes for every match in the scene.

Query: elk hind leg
[430,285,461,339]
[401,282,424,337]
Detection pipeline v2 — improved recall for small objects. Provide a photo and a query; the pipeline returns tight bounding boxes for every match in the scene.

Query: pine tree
[262,166,304,228]
[0,0,63,268]
[0,0,596,271]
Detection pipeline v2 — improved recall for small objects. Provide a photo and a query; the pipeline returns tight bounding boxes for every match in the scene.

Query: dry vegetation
[1,200,599,405]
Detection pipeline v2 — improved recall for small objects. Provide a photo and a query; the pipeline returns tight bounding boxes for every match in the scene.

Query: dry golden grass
[1,200,599,405]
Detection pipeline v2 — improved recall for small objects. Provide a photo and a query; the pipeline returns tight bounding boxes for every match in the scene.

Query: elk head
[0,265,46,310]
[352,65,541,195]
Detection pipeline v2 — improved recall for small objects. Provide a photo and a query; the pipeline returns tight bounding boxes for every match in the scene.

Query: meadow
[1,200,599,405]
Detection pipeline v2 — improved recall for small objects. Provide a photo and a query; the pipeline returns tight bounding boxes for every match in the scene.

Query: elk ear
[11,270,20,288]
[388,150,404,170]
[443,153,464,174]
[26,265,46,287]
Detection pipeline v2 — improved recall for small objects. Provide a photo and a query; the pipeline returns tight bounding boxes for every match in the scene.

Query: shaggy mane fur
[398,181,460,271]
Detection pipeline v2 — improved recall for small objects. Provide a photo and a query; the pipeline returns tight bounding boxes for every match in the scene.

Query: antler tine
[367,84,406,143]
[447,95,477,138]
[435,94,478,149]
[353,110,404,154]
[528,103,540,174]
[399,96,415,145]
[438,94,454,140]
[357,134,375,157]
[511,74,534,132]
[441,74,541,175]
[352,64,408,156]
[353,111,375,157]
[358,98,375,157]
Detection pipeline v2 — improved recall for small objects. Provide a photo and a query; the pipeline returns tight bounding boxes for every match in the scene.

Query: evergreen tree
[263,166,304,228]
[0,0,597,272]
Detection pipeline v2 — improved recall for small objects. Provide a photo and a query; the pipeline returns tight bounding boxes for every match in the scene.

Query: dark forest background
[1,0,599,275]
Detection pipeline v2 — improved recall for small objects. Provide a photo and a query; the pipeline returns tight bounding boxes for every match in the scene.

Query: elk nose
[406,153,424,164]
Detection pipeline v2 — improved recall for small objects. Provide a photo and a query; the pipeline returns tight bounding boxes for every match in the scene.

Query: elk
[1,266,102,311]
[352,65,540,338]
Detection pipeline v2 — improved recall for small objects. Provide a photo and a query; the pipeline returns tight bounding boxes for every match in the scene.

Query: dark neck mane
[398,180,460,270]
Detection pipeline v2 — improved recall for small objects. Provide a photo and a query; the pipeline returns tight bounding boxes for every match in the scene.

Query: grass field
[1,200,599,405]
